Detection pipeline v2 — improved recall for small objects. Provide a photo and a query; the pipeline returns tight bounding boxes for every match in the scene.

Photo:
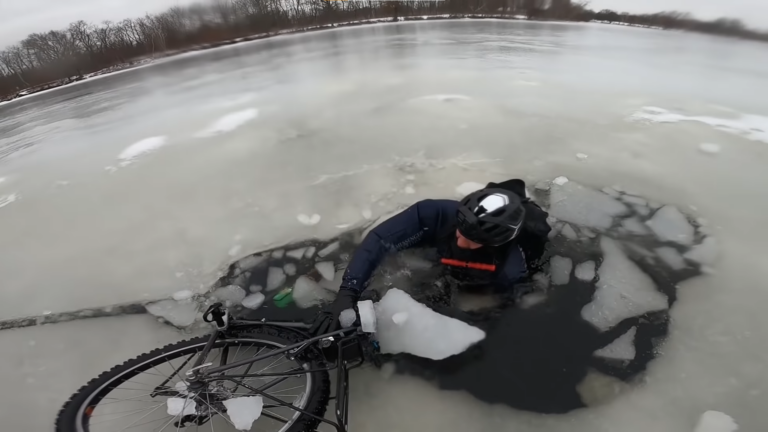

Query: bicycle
[55,301,380,432]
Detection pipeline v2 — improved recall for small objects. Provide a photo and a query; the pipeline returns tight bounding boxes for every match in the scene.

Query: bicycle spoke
[262,410,290,423]
[114,404,168,432]
[155,393,191,432]
[90,404,165,420]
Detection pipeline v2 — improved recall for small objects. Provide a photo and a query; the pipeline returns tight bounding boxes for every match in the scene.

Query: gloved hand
[309,288,359,337]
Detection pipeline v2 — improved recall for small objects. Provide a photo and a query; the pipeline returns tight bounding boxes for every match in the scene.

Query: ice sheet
[455,182,484,197]
[374,288,485,360]
[581,237,668,331]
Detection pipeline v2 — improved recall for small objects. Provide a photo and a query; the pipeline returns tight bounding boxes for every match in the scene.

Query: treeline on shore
[1,0,763,100]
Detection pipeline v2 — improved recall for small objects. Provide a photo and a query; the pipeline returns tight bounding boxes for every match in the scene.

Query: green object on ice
[273,288,294,308]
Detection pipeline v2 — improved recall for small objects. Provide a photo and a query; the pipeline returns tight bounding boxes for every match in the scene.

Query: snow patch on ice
[631,106,768,144]
[647,205,695,245]
[693,411,739,432]
[455,182,485,197]
[297,214,321,226]
[417,94,472,102]
[117,136,168,166]
[594,327,637,360]
[374,289,485,360]
[576,153,588,160]
[223,396,263,431]
[242,293,265,309]
[293,276,335,308]
[195,108,258,137]
[145,300,198,328]
[0,193,19,208]
[315,261,336,281]
[552,176,569,185]
[581,237,668,331]
[699,143,722,154]
[404,185,416,194]
[550,181,628,229]
[550,256,573,285]
[266,267,287,291]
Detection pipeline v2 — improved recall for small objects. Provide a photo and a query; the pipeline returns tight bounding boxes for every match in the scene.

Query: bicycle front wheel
[55,326,330,432]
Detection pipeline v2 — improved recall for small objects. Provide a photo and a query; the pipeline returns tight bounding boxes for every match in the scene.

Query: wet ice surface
[1,19,767,432]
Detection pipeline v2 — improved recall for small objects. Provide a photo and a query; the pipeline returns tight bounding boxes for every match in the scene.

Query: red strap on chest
[440,258,496,272]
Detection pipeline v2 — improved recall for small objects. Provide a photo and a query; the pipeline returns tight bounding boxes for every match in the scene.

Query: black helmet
[457,188,525,246]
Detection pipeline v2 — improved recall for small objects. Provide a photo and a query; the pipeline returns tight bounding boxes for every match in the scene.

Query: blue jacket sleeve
[494,244,528,293]
[341,199,458,293]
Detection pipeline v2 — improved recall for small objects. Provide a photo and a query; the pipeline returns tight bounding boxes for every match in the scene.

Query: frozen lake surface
[0,20,767,431]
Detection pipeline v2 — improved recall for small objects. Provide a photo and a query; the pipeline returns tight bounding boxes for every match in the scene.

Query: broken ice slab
[550,181,628,229]
[315,261,336,281]
[560,224,578,240]
[145,300,198,328]
[236,255,266,273]
[271,249,285,259]
[285,248,306,260]
[249,285,263,293]
[579,227,597,239]
[374,288,485,360]
[283,263,297,276]
[633,204,651,216]
[293,276,336,308]
[317,241,340,258]
[593,326,637,360]
[581,237,668,331]
[211,285,247,306]
[574,261,596,282]
[266,267,287,291]
[621,195,648,207]
[684,237,718,266]
[242,293,266,309]
[319,268,345,293]
[550,256,573,285]
[172,290,195,301]
[647,205,695,245]
[552,176,569,186]
[693,410,738,432]
[304,246,316,258]
[621,217,649,235]
[655,247,686,270]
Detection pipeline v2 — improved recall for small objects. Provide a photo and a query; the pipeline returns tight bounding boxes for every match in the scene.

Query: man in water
[309,179,552,336]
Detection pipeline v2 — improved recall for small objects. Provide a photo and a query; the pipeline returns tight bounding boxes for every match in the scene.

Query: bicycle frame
[181,307,367,432]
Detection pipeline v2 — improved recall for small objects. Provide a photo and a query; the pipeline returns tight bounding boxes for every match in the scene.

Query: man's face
[456,229,484,250]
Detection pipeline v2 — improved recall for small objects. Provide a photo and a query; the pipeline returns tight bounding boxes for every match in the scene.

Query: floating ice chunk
[223,396,263,431]
[249,285,263,293]
[195,108,258,137]
[361,208,373,219]
[172,290,194,301]
[293,276,336,308]
[318,242,340,258]
[560,224,578,240]
[237,255,266,272]
[212,285,247,306]
[579,227,597,239]
[621,217,649,235]
[550,256,573,285]
[534,180,550,191]
[455,182,485,197]
[167,397,197,416]
[576,153,588,160]
[118,136,167,165]
[266,267,287,291]
[404,185,416,194]
[242,293,266,309]
[621,195,647,207]
[655,247,686,270]
[145,300,198,328]
[297,214,321,226]
[550,181,628,229]
[575,261,596,281]
[0,193,19,208]
[391,312,409,325]
[283,263,297,276]
[339,308,357,328]
[518,292,547,309]
[577,369,630,406]
[286,248,306,260]
[684,237,718,266]
[594,327,636,360]
[374,289,485,360]
[319,267,345,293]
[304,246,316,258]
[315,261,336,281]
[647,205,695,245]
[693,411,738,432]
[552,176,569,186]
[581,238,668,331]
[271,249,285,259]
[699,143,722,154]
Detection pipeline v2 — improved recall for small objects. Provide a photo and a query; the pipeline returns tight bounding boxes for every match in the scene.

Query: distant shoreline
[1,15,664,105]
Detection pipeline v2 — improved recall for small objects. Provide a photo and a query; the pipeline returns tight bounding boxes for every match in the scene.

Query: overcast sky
[1,0,767,48]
